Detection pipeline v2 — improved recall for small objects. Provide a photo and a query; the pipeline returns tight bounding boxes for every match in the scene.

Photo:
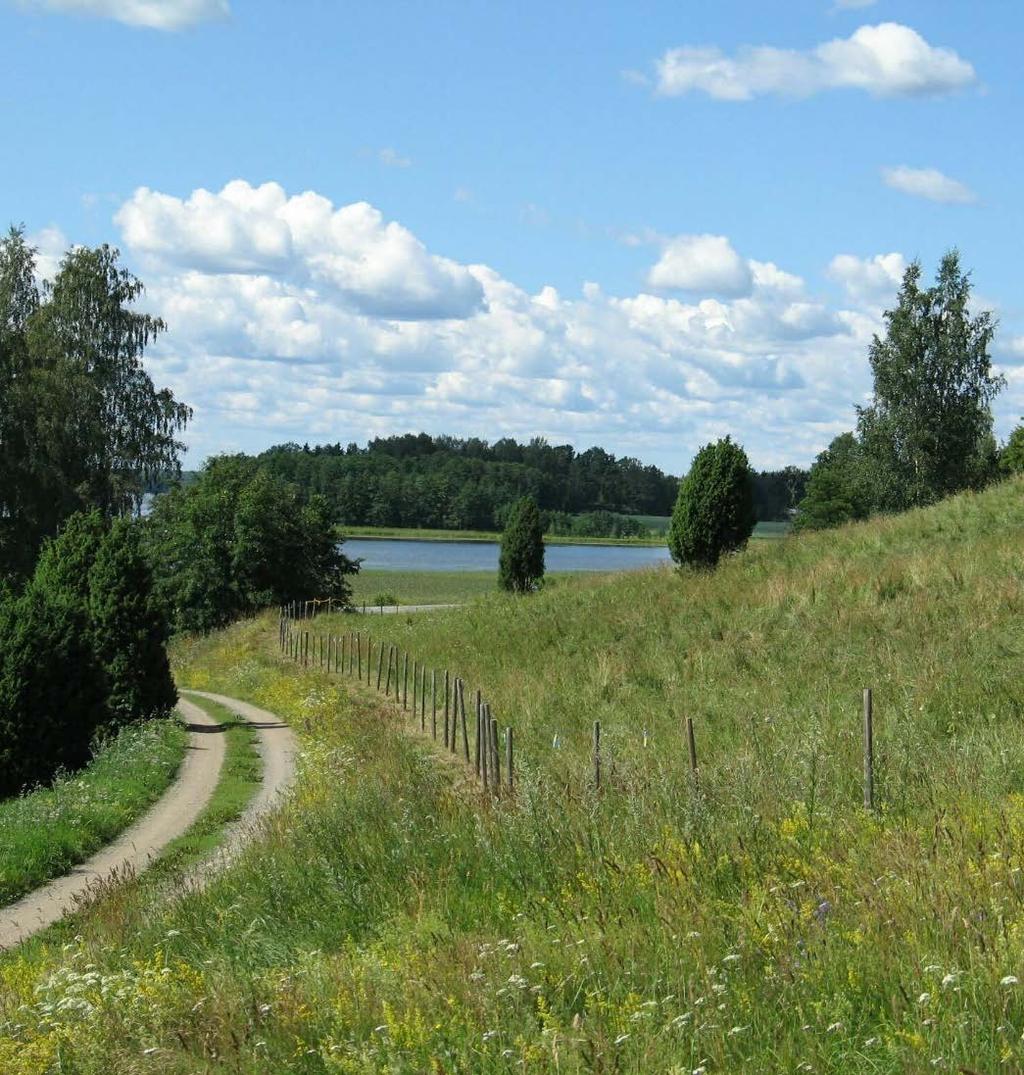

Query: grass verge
[340,524,666,546]
[350,568,577,606]
[0,718,187,907]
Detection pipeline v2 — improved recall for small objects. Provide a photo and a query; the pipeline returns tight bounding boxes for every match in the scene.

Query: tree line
[255,434,806,534]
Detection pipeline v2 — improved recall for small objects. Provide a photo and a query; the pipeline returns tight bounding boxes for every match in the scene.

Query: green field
[4,477,1024,1072]
[340,524,665,546]
[0,717,186,906]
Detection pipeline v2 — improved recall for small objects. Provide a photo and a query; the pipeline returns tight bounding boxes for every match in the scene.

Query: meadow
[1,476,1023,1072]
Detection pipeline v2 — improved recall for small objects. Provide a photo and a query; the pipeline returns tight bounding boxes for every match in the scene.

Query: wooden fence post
[459,680,470,762]
[593,720,601,790]
[421,665,427,728]
[481,704,490,789]
[430,670,436,735]
[403,652,409,711]
[475,701,482,779]
[356,633,362,678]
[506,727,514,791]
[376,642,385,691]
[413,660,418,712]
[686,716,698,779]
[490,713,500,792]
[443,670,450,748]
[863,688,874,812]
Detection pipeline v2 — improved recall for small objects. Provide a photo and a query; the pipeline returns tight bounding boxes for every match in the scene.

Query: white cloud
[27,225,69,281]
[881,165,976,204]
[827,252,907,305]
[20,0,228,30]
[377,148,411,169]
[655,23,975,100]
[648,234,753,296]
[115,180,485,320]
[108,181,959,470]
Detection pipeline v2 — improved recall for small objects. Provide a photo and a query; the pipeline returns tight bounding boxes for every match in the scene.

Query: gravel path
[0,692,295,951]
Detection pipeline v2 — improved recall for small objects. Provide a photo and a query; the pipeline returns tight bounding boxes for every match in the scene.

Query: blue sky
[3,0,1021,473]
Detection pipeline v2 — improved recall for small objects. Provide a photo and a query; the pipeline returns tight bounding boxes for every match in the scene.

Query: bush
[668,437,756,568]
[1000,422,1024,475]
[0,580,107,797]
[499,496,545,593]
[89,516,177,731]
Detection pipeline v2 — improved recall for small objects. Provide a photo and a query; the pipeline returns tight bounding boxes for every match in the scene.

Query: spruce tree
[668,437,756,568]
[89,516,177,730]
[499,496,545,593]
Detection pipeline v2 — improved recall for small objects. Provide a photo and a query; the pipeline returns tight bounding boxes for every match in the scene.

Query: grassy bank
[340,524,666,546]
[0,718,186,907]
[341,521,787,546]
[2,478,1024,1072]
[349,568,575,607]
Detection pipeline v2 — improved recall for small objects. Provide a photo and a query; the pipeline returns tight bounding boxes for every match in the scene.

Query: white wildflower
[1002,975,1019,986]
[918,992,931,1004]
[614,1033,630,1045]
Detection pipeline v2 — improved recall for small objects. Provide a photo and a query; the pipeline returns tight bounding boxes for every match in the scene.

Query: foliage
[0,228,189,583]
[792,432,873,531]
[0,577,107,797]
[1000,420,1024,474]
[542,509,648,539]
[88,517,177,731]
[856,250,1003,510]
[0,717,185,906]
[498,495,545,592]
[146,455,358,633]
[668,436,756,567]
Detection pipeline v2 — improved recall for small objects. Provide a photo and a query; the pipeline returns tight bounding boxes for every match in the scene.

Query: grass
[0,717,187,907]
[340,524,666,546]
[2,476,1024,1072]
[349,568,579,606]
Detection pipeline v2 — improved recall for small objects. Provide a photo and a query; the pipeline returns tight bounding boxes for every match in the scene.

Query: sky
[2,0,1022,474]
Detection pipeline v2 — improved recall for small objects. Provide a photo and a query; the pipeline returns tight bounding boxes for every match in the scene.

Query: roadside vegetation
[0,718,186,906]
[2,476,1023,1071]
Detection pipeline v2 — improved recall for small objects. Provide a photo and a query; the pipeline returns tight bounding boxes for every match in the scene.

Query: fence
[279,605,880,809]
[280,606,514,795]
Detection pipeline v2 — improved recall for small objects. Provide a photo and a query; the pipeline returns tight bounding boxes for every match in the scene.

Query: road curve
[0,692,296,951]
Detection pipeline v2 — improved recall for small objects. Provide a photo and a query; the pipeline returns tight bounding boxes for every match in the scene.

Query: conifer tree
[499,496,545,593]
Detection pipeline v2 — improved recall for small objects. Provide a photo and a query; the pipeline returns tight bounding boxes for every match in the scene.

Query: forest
[256,434,806,532]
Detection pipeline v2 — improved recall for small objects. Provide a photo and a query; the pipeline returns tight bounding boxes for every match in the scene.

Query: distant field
[339,524,664,547]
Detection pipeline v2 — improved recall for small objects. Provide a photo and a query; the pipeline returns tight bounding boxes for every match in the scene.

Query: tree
[793,433,873,531]
[668,437,756,568]
[89,516,177,731]
[856,251,1003,510]
[147,455,358,633]
[1000,421,1024,475]
[0,231,190,581]
[0,573,107,797]
[499,496,545,593]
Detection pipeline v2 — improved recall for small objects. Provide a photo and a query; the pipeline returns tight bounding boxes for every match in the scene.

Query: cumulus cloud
[648,234,754,296]
[115,180,485,320]
[107,181,940,469]
[881,165,976,204]
[654,23,976,100]
[20,0,228,30]
[828,252,907,305]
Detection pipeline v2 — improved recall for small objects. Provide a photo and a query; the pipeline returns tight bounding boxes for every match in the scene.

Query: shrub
[499,496,545,593]
[0,580,107,797]
[668,437,756,568]
[89,516,177,731]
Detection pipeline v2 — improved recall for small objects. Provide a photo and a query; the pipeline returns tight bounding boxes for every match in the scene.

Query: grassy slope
[2,478,1024,1072]
[349,568,581,606]
[0,718,187,906]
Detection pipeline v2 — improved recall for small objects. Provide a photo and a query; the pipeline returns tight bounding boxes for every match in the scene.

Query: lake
[343,538,673,573]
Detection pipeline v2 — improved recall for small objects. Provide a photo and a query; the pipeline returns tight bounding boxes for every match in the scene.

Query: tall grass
[1,478,1024,1072]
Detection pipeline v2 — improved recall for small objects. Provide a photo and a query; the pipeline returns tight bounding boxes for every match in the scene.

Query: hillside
[3,477,1023,1072]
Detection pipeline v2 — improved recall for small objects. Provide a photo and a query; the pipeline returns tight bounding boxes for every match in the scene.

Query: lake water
[344,538,673,573]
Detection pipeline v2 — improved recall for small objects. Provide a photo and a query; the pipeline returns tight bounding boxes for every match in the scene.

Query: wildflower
[614,1033,630,1045]
[826,1022,843,1033]
[728,1025,749,1035]
[864,1037,879,1046]
[1002,975,1019,987]
[483,1030,498,1042]
[923,964,941,973]
[373,1025,388,1034]
[918,992,931,1005]
[722,953,741,964]
[941,973,957,988]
